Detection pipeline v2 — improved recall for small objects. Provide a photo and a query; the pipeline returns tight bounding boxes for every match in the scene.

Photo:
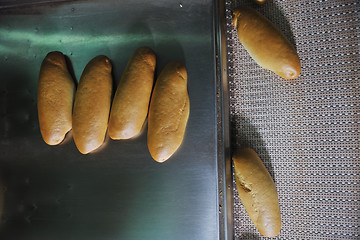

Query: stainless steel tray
[0,1,227,239]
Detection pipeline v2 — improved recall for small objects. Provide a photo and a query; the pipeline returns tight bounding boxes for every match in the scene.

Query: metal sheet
[0,1,221,239]
[214,0,232,239]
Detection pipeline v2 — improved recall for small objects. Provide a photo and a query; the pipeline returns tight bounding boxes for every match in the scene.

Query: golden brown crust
[233,148,281,237]
[37,51,75,145]
[108,47,156,140]
[233,6,301,79]
[147,62,189,163]
[72,55,113,154]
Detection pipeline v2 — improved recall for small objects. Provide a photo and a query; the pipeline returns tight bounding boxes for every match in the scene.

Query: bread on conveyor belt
[147,62,189,163]
[232,6,301,79]
[108,47,156,140]
[37,51,75,145]
[72,56,113,154]
[233,148,281,237]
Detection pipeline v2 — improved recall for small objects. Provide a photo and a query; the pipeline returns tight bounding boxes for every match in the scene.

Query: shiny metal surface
[214,0,233,239]
[0,1,221,239]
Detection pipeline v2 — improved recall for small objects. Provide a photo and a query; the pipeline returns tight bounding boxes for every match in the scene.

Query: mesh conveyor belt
[225,0,359,239]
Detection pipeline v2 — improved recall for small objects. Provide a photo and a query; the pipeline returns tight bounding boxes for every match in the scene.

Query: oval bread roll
[108,47,156,140]
[72,56,113,154]
[233,148,281,237]
[233,6,301,79]
[37,51,75,145]
[147,62,189,163]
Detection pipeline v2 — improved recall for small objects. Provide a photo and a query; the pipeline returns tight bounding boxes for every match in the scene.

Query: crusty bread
[233,6,301,79]
[37,51,75,145]
[108,47,156,140]
[147,62,189,163]
[233,148,281,237]
[72,56,112,154]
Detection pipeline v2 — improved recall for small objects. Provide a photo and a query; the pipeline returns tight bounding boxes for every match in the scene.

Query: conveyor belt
[225,0,359,239]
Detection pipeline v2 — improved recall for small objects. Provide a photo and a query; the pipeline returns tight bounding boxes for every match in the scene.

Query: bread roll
[37,51,75,145]
[108,47,156,140]
[147,62,189,163]
[233,148,281,237]
[232,6,301,79]
[72,56,112,154]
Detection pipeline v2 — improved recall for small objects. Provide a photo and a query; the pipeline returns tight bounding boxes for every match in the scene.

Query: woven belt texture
[225,0,359,239]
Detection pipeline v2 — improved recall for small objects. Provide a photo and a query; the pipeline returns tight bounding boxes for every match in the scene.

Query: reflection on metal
[214,0,233,239]
[0,29,209,56]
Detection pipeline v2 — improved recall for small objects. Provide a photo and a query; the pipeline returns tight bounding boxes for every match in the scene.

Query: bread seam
[233,148,281,237]
[238,175,252,192]
[161,97,187,133]
[176,70,186,81]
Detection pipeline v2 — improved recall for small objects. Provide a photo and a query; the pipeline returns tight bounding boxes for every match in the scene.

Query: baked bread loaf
[233,6,301,79]
[147,62,189,163]
[72,56,113,154]
[37,51,75,145]
[233,148,281,237]
[108,47,156,140]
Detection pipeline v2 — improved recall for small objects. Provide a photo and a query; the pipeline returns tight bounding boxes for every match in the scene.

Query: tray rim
[215,0,233,239]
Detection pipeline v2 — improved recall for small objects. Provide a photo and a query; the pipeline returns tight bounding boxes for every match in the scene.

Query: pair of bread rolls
[38,48,189,160]
[108,49,189,162]
[232,6,301,79]
[109,49,189,162]
[38,52,112,154]
[232,6,292,236]
[71,48,155,154]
